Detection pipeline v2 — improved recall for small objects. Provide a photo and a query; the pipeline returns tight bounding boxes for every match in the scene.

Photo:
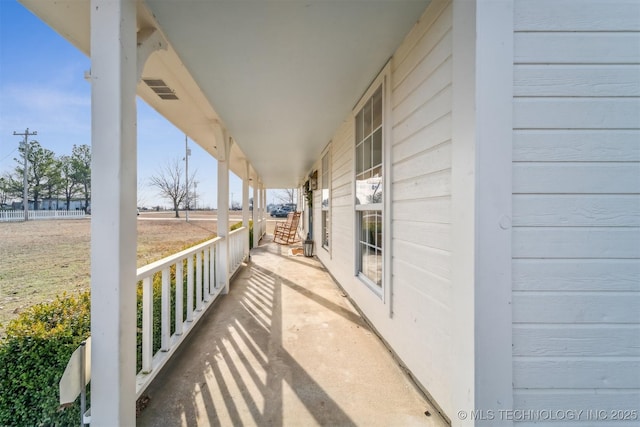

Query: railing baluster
[161,267,170,351]
[203,248,210,301]
[142,277,153,373]
[196,251,203,311]
[214,243,218,293]
[175,259,183,335]
[187,255,194,322]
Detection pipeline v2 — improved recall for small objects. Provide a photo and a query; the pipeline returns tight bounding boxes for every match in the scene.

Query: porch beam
[89,0,137,425]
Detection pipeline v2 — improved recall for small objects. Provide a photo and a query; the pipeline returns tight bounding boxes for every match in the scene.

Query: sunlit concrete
[138,236,447,427]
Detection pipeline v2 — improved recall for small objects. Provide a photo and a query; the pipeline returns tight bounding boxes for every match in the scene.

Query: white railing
[0,210,87,222]
[135,227,250,397]
[229,226,249,275]
[58,227,252,403]
[135,236,225,396]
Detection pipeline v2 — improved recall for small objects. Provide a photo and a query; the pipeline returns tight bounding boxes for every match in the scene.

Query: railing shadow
[138,252,356,426]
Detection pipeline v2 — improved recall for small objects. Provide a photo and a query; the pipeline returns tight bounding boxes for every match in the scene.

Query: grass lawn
[0,216,219,335]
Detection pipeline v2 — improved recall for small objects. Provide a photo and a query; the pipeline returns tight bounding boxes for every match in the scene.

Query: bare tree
[148,158,196,218]
[275,188,296,205]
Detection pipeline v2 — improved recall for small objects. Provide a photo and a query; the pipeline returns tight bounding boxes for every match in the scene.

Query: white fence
[0,210,87,222]
[135,226,249,396]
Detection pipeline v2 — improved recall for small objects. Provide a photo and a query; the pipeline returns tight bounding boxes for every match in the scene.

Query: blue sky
[0,0,262,209]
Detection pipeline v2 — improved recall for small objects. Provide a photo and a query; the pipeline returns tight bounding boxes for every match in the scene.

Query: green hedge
[0,292,91,426]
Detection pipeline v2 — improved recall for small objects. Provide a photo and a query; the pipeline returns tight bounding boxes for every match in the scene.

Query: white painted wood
[514,33,640,64]
[513,325,640,357]
[512,195,640,227]
[473,1,515,424]
[513,227,640,259]
[89,0,137,424]
[514,65,640,97]
[203,248,210,300]
[393,221,451,252]
[186,255,194,321]
[217,134,230,293]
[175,259,183,335]
[392,85,452,145]
[393,31,452,111]
[513,163,640,194]
[512,259,640,292]
[392,141,451,182]
[513,390,640,412]
[450,0,475,423]
[392,2,452,91]
[392,196,451,224]
[513,130,640,162]
[393,0,451,70]
[514,0,640,31]
[393,168,451,200]
[161,268,170,351]
[393,113,451,163]
[134,237,225,398]
[513,291,640,324]
[513,359,640,389]
[195,251,203,311]
[514,98,640,129]
[142,277,153,373]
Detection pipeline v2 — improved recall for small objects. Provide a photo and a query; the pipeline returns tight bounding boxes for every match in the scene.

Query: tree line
[0,141,91,210]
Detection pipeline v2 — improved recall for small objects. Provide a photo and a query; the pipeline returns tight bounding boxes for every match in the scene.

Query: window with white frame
[321,150,330,249]
[355,84,383,288]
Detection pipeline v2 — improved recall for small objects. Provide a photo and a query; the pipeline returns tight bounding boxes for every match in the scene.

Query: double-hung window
[355,84,383,289]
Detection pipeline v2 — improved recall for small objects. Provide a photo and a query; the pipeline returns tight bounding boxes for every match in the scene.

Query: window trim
[321,144,331,254]
[352,61,391,301]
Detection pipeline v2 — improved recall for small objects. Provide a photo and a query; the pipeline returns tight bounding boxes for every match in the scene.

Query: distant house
[20,0,639,425]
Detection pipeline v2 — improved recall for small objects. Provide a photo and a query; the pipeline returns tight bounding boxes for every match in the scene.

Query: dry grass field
[0,213,227,334]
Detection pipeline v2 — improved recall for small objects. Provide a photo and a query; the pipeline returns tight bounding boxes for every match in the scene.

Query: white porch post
[217,131,230,294]
[89,0,137,425]
[451,1,514,425]
[252,181,258,248]
[261,186,266,236]
[242,160,250,253]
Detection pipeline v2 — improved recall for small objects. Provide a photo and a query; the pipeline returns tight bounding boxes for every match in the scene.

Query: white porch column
[217,132,230,294]
[89,0,137,425]
[451,1,513,425]
[242,161,250,253]
[261,186,266,236]
[252,181,258,248]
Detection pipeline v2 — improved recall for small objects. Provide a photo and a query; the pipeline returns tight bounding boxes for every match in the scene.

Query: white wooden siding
[390,0,454,415]
[512,0,640,422]
[313,0,455,418]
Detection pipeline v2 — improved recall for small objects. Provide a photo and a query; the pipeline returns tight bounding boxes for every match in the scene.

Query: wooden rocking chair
[273,211,301,244]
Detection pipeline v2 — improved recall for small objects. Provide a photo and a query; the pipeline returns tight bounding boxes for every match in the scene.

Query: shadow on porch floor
[137,236,446,427]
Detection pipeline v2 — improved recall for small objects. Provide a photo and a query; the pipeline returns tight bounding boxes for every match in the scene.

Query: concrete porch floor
[137,236,447,427]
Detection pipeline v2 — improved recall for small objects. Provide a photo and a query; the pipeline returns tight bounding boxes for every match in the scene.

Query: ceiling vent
[143,78,179,100]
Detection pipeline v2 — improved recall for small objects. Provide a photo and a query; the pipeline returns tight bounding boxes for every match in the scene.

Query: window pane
[372,86,382,129]
[356,110,363,142]
[372,128,382,167]
[363,136,372,171]
[356,173,365,205]
[375,249,382,287]
[356,142,363,174]
[322,189,329,208]
[363,100,372,137]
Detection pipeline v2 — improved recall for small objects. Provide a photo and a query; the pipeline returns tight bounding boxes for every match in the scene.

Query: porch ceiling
[19,0,430,188]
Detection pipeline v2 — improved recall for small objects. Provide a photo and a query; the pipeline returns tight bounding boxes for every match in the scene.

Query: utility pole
[13,128,37,221]
[185,134,191,222]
